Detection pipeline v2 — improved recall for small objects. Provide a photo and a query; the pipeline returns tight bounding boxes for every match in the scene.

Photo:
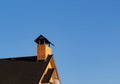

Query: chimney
[34,35,54,60]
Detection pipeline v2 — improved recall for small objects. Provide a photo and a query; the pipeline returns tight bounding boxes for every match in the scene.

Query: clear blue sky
[0,0,120,84]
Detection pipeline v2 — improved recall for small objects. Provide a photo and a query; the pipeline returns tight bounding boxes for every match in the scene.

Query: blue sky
[0,0,120,84]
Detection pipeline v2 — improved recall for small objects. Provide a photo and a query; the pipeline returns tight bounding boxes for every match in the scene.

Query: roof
[0,55,52,84]
[34,35,55,46]
[42,68,55,83]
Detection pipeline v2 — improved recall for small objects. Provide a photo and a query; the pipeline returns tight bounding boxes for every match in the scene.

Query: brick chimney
[34,35,54,60]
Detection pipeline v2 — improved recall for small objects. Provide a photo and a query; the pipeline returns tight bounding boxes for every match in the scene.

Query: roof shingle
[0,55,52,84]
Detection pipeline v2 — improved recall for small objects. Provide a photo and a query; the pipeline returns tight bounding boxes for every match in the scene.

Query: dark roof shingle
[0,55,52,84]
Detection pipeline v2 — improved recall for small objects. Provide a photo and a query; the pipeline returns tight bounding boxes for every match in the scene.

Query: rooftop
[0,55,53,84]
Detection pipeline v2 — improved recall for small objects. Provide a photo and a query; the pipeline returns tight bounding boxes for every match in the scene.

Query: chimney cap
[34,35,55,46]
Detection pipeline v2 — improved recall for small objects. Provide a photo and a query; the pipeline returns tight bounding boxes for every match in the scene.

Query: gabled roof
[0,55,52,84]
